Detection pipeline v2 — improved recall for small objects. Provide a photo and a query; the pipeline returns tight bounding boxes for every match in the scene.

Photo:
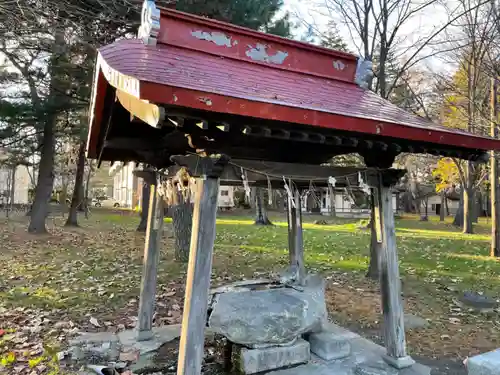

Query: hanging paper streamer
[328,176,337,187]
[283,177,295,208]
[267,175,273,206]
[307,180,322,207]
[241,168,251,200]
[358,172,371,195]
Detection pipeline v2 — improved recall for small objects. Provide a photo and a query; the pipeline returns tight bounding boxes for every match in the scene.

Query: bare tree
[437,0,500,233]
[65,141,85,226]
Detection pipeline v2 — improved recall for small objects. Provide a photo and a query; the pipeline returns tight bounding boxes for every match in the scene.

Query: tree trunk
[440,191,445,221]
[445,197,450,216]
[472,191,479,223]
[462,161,474,233]
[172,200,193,262]
[137,181,151,232]
[463,186,474,234]
[28,28,64,233]
[60,179,68,207]
[83,163,92,219]
[366,192,380,279]
[10,166,15,208]
[65,142,85,227]
[77,184,86,212]
[28,123,56,233]
[453,192,464,228]
[255,187,272,225]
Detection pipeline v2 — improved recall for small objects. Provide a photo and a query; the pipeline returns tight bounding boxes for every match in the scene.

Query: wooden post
[368,170,414,369]
[287,194,297,266]
[171,155,229,375]
[137,170,163,341]
[491,77,500,257]
[293,189,306,283]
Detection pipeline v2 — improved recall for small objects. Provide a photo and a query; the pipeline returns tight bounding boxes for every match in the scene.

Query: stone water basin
[207,274,328,347]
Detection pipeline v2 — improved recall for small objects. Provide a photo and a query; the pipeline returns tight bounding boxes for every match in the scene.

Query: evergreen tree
[176,0,292,37]
[320,21,348,52]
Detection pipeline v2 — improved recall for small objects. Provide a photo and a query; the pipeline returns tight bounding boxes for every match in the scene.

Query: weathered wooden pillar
[136,170,163,341]
[287,194,297,265]
[368,169,414,369]
[490,77,500,257]
[293,189,305,283]
[171,155,229,375]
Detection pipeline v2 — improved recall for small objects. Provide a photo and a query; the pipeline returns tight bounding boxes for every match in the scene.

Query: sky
[282,0,456,75]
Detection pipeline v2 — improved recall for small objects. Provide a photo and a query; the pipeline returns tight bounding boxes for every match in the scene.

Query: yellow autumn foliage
[432,158,460,192]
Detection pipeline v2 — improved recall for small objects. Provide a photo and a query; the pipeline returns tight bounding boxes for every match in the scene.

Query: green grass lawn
[0,211,499,373]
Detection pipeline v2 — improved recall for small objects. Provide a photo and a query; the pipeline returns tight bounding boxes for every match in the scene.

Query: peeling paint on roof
[333,60,346,71]
[245,43,288,65]
[198,97,213,106]
[191,30,232,47]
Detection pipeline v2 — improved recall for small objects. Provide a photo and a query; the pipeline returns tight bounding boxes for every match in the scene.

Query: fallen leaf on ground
[90,317,101,327]
[120,349,140,362]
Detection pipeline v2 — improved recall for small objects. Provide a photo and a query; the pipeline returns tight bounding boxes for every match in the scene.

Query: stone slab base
[382,354,415,369]
[355,362,399,375]
[238,338,310,374]
[118,324,181,354]
[68,325,183,373]
[466,349,500,375]
[307,332,351,361]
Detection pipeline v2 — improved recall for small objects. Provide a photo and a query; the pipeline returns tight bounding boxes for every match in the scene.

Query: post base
[136,329,154,342]
[383,354,415,369]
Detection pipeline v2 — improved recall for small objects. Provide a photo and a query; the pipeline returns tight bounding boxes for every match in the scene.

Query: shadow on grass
[95,212,500,291]
[215,219,500,291]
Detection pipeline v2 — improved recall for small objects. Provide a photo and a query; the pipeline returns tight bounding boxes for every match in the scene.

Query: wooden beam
[168,117,185,127]
[137,171,163,341]
[104,138,154,150]
[196,120,209,130]
[328,136,342,145]
[375,141,389,151]
[315,134,326,144]
[390,143,402,153]
[344,137,359,147]
[372,171,414,369]
[216,123,230,132]
[363,140,374,149]
[279,129,291,139]
[290,131,308,143]
[167,158,401,188]
[175,155,229,375]
[262,127,272,137]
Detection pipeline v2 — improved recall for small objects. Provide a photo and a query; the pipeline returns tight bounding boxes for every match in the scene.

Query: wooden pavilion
[86,2,500,374]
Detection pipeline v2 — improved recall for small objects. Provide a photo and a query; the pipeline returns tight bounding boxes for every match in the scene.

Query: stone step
[466,349,500,375]
[237,338,310,374]
[306,332,351,361]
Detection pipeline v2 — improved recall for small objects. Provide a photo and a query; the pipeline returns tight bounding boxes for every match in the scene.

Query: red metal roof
[87,6,500,160]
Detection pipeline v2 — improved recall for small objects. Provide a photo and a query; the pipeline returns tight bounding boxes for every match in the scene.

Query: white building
[109,162,235,210]
[418,193,460,216]
[300,188,398,218]
[217,186,235,209]
[109,162,141,208]
[0,149,32,205]
[0,165,31,205]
